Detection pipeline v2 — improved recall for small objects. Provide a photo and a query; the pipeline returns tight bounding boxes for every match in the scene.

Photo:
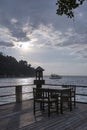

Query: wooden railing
[0,84,87,105]
[0,84,34,105]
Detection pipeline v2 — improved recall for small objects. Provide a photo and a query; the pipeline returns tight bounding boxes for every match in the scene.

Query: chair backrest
[33,88,50,101]
[33,88,43,99]
[33,88,58,101]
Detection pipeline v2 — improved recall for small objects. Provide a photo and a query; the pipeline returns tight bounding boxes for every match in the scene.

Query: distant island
[0,52,35,78]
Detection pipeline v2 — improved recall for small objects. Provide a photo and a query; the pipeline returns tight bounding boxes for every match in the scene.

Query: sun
[18,41,33,52]
[14,39,36,52]
[21,42,29,50]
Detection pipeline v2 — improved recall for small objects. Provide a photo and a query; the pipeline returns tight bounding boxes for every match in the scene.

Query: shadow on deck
[0,100,87,130]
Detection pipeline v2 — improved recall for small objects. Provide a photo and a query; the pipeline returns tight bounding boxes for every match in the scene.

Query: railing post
[15,85,22,103]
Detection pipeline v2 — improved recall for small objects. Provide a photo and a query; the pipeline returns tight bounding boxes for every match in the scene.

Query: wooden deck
[0,100,87,130]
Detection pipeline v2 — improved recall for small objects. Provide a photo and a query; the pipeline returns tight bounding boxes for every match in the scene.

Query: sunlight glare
[18,41,33,52]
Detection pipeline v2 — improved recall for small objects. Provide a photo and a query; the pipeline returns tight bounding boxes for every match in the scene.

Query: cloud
[8,19,31,42]
[0,41,14,47]
[11,18,18,24]
[0,17,87,58]
[26,23,87,49]
[0,0,87,59]
[26,24,68,48]
[0,26,16,44]
[24,23,87,59]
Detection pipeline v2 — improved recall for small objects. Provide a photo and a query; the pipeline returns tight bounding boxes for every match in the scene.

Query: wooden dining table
[42,85,72,114]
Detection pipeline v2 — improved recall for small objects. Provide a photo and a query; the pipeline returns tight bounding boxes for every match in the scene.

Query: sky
[0,0,87,76]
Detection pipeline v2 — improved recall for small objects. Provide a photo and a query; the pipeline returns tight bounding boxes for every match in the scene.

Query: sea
[0,76,87,105]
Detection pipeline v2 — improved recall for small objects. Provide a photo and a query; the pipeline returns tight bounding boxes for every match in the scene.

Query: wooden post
[15,85,22,103]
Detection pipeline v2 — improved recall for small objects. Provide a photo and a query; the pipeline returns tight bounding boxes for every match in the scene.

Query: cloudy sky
[0,0,87,76]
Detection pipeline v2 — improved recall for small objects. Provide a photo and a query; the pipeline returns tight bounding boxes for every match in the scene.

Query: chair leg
[60,98,63,114]
[40,102,45,111]
[69,96,72,111]
[48,102,50,117]
[56,100,59,114]
[40,102,42,110]
[33,101,35,115]
[74,96,76,107]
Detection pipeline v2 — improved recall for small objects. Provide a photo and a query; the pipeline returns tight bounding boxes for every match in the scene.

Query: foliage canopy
[56,0,85,18]
[0,53,35,77]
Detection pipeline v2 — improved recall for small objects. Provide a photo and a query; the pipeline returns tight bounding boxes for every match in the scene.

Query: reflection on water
[0,76,87,104]
[0,77,35,105]
[0,77,35,86]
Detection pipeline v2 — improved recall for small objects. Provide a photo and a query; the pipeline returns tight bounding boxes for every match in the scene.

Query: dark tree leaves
[56,0,85,18]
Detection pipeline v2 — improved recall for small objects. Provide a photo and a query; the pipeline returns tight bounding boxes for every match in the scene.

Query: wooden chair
[62,85,76,107]
[61,88,72,113]
[33,88,59,117]
[49,88,72,114]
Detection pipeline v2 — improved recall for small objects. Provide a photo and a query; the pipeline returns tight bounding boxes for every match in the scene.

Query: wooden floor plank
[0,100,87,130]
